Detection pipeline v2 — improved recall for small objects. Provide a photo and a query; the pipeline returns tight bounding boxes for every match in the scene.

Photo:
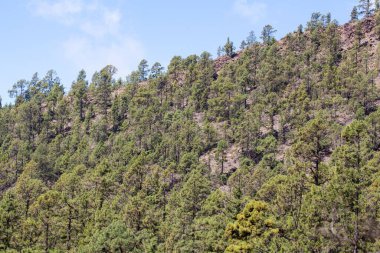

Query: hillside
[1,8,380,253]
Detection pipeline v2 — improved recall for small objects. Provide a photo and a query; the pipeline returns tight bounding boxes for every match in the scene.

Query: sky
[0,0,358,104]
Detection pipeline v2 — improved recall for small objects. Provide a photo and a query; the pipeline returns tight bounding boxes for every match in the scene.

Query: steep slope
[0,11,380,253]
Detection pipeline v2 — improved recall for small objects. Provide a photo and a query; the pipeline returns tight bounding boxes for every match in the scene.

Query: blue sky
[0,0,357,104]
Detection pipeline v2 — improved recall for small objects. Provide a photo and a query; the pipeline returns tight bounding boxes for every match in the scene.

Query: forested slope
[1,7,380,253]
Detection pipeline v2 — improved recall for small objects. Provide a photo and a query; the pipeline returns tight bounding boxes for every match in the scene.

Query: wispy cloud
[30,0,83,24]
[28,0,144,78]
[80,8,122,38]
[233,0,267,24]
[63,36,144,78]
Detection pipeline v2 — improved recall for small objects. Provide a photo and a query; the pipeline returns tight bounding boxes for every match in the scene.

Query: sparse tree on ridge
[217,46,223,57]
[8,79,28,104]
[351,6,359,21]
[71,70,88,121]
[150,62,164,79]
[224,37,235,57]
[240,40,247,50]
[297,24,303,33]
[93,65,117,116]
[246,30,257,46]
[358,0,374,17]
[138,59,149,81]
[261,24,277,45]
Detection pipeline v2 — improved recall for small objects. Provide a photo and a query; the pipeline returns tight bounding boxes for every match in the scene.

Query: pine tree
[329,120,372,252]
[138,59,149,81]
[94,65,117,116]
[351,6,359,21]
[14,161,46,218]
[80,221,136,252]
[225,201,286,252]
[150,62,164,79]
[193,190,238,252]
[71,70,88,121]
[246,30,257,46]
[31,190,61,252]
[216,140,228,174]
[164,169,211,252]
[224,37,235,57]
[217,46,223,57]
[0,191,20,250]
[261,25,277,45]
[53,165,86,250]
[8,79,28,104]
[239,40,247,50]
[358,0,374,17]
[290,115,331,186]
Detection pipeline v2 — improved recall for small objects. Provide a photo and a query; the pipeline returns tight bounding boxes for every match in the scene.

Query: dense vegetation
[1,2,380,252]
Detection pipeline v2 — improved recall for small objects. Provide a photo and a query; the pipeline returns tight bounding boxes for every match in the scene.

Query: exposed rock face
[214,53,241,73]
[200,143,240,176]
[340,16,377,51]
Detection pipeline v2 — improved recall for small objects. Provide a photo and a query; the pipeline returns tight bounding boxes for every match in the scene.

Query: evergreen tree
[31,190,61,252]
[329,120,373,252]
[224,37,235,57]
[290,115,331,186]
[138,59,149,81]
[164,169,211,252]
[261,25,277,45]
[8,79,28,104]
[80,221,136,253]
[71,70,88,121]
[93,65,117,116]
[351,6,359,21]
[225,201,286,252]
[358,0,374,17]
[216,140,228,174]
[246,30,257,46]
[0,191,20,250]
[217,46,223,57]
[239,40,247,50]
[194,190,238,252]
[150,62,164,79]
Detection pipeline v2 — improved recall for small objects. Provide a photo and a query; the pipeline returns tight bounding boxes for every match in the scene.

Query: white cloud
[80,9,122,38]
[233,0,267,24]
[63,36,144,78]
[30,0,83,24]
[30,0,123,36]
[28,0,145,78]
